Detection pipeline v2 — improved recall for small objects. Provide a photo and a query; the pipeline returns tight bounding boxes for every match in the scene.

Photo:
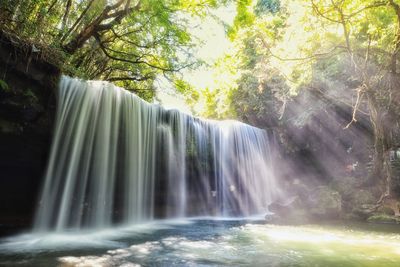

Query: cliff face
[0,31,60,234]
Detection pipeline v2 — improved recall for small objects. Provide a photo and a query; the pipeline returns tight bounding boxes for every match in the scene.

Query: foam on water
[54,223,400,266]
[2,220,400,266]
[0,219,193,254]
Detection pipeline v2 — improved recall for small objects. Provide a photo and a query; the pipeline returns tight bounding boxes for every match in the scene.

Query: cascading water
[34,76,281,232]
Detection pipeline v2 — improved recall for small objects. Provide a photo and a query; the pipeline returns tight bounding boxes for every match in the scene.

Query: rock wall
[0,31,60,235]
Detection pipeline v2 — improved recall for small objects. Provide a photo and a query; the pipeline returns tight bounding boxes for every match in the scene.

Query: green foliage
[254,0,280,15]
[23,88,39,104]
[228,0,255,39]
[174,79,194,96]
[200,88,219,118]
[0,79,10,92]
[197,0,400,139]
[0,0,225,101]
[230,71,287,127]
[193,0,289,121]
[367,214,400,224]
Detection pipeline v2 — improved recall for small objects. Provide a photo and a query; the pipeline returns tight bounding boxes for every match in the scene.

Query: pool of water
[1,219,400,266]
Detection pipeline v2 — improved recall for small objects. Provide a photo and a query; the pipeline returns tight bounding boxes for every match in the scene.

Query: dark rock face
[0,31,60,235]
[268,183,342,223]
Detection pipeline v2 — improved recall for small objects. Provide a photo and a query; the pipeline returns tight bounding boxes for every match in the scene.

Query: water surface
[1,219,400,266]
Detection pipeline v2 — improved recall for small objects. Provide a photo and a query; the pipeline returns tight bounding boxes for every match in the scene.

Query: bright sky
[156,4,236,114]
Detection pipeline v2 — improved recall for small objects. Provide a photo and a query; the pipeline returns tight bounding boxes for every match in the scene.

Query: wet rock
[329,176,385,221]
[348,197,400,221]
[0,30,60,232]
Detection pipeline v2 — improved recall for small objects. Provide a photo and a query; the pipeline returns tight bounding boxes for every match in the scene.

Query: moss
[0,30,65,69]
[377,206,396,216]
[367,214,400,224]
[0,118,21,134]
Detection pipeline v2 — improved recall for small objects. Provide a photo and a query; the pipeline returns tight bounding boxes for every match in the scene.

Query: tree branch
[60,0,96,42]
[389,0,400,73]
[107,75,153,82]
[63,0,140,54]
[344,85,366,129]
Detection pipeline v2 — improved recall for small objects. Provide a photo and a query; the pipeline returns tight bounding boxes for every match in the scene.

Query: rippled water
[1,219,400,266]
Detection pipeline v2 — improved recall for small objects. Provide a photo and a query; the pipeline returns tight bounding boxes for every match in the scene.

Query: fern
[23,89,39,103]
[0,79,10,92]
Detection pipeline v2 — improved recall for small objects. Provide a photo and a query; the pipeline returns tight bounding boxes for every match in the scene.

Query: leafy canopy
[0,0,226,101]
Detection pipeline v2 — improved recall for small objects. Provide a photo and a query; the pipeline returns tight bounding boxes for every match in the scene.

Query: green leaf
[0,79,10,92]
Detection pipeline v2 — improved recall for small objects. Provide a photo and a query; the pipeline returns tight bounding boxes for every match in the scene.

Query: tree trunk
[61,0,72,32]
[367,92,392,196]
[63,23,97,54]
[62,0,134,54]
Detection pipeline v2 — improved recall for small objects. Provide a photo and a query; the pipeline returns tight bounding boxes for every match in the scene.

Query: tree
[196,0,400,198]
[187,0,289,119]
[0,0,224,100]
[307,0,400,198]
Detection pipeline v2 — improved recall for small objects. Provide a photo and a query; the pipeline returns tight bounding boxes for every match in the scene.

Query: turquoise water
[1,219,400,266]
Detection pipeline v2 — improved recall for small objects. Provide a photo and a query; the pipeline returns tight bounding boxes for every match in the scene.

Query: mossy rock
[367,214,400,224]
[377,206,396,216]
[330,176,359,200]
[0,118,22,134]
[350,190,377,207]
[308,186,342,219]
[350,204,378,220]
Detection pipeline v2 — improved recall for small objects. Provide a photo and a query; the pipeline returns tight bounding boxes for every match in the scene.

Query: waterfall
[34,76,281,231]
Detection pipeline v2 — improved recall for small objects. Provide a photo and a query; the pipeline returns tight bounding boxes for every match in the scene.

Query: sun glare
[157,4,236,113]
